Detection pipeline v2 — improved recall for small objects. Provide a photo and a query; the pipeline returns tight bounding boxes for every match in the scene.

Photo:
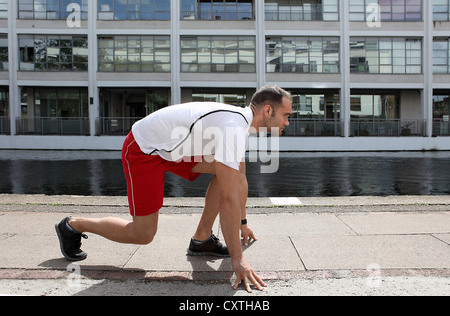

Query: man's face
[265,97,292,136]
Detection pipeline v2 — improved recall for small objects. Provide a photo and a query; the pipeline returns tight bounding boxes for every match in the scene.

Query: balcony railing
[0,116,10,135]
[433,119,450,136]
[283,119,342,137]
[182,7,254,21]
[96,117,142,136]
[351,119,426,137]
[16,117,90,136]
[284,119,428,137]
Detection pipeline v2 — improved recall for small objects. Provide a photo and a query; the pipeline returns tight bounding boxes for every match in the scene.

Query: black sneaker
[55,217,88,262]
[187,232,230,257]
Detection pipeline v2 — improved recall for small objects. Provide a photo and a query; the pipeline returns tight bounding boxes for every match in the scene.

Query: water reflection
[0,151,449,197]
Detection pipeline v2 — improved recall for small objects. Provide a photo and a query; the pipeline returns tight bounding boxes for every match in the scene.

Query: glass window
[433,93,450,119]
[433,91,450,136]
[433,38,450,74]
[0,34,8,71]
[265,0,339,21]
[282,89,341,136]
[350,37,422,74]
[0,88,7,134]
[181,0,196,19]
[18,0,88,20]
[266,36,340,73]
[350,91,400,136]
[349,0,422,22]
[0,87,8,120]
[191,89,249,107]
[19,35,88,71]
[0,0,7,19]
[288,90,340,119]
[181,36,255,73]
[434,0,450,21]
[98,35,170,72]
[98,0,170,20]
[181,0,254,20]
[22,87,88,118]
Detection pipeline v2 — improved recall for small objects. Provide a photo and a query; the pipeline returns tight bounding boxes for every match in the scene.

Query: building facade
[0,0,449,151]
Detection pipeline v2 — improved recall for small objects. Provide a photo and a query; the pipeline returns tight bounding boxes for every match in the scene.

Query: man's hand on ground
[232,257,267,293]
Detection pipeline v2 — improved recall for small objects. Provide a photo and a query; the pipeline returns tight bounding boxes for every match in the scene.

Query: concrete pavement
[0,194,449,296]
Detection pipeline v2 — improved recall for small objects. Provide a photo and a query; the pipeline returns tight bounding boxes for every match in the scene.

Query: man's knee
[135,230,157,245]
[132,213,159,245]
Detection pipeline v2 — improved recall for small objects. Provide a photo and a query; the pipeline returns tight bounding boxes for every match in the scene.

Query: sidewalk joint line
[430,234,450,246]
[288,236,307,271]
[335,214,360,235]
[122,246,142,269]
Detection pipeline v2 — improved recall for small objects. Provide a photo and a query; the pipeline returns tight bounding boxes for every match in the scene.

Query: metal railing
[182,8,254,21]
[283,119,342,137]
[16,117,90,136]
[0,117,10,135]
[284,118,428,137]
[350,119,426,137]
[433,119,450,136]
[96,117,142,136]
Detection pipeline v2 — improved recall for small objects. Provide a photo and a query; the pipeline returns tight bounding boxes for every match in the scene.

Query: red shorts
[122,132,202,216]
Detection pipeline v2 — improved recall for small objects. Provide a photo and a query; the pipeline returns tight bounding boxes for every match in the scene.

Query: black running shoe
[55,217,88,262]
[187,232,230,257]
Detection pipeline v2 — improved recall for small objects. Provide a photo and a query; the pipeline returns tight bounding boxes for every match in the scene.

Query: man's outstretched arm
[215,161,266,293]
[239,161,257,246]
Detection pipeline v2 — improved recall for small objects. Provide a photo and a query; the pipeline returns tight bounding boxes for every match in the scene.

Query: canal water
[0,151,449,197]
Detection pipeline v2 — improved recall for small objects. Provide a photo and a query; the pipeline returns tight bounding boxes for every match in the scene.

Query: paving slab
[0,212,68,236]
[250,213,356,237]
[0,235,62,269]
[337,212,450,235]
[291,235,450,270]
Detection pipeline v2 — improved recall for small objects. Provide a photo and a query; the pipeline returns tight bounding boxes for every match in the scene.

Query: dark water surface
[1,151,449,197]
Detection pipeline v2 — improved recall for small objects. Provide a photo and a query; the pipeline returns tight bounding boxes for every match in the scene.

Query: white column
[170,0,181,105]
[88,0,98,136]
[423,0,434,137]
[8,0,18,136]
[340,0,351,137]
[255,0,266,88]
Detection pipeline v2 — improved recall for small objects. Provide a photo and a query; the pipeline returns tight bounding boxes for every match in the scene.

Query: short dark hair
[250,85,292,111]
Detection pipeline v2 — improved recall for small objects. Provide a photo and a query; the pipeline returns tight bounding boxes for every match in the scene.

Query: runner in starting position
[55,85,292,292]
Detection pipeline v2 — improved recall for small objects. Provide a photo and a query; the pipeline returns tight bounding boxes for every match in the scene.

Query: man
[55,85,292,292]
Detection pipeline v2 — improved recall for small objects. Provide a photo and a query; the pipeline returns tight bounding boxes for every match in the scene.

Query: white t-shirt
[132,102,254,171]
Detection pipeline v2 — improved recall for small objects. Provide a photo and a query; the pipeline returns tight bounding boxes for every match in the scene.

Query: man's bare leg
[68,212,159,245]
[193,175,220,241]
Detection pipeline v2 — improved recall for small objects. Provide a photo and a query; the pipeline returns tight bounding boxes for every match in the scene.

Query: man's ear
[264,105,273,118]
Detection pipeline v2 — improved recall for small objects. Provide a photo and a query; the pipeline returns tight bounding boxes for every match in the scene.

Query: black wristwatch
[241,219,248,225]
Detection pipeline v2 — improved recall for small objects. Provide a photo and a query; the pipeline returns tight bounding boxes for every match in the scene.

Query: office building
[0,0,449,151]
